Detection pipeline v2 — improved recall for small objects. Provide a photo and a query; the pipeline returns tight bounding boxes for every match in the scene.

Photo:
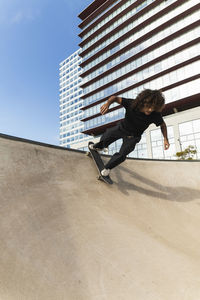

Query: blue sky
[0,0,92,145]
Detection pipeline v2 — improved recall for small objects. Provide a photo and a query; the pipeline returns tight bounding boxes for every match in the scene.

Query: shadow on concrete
[114,165,200,202]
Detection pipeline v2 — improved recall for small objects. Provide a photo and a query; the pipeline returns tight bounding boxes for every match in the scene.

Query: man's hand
[164,138,170,150]
[100,103,109,115]
[100,95,122,115]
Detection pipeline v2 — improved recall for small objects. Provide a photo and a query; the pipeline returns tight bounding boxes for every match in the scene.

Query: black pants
[94,123,141,170]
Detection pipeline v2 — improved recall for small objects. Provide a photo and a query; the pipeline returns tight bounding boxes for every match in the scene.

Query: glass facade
[82,0,154,49]
[59,49,89,148]
[144,117,200,160]
[81,0,122,33]
[179,119,200,159]
[82,24,199,84]
[82,0,197,60]
[151,126,175,159]
[78,0,200,159]
[129,134,148,158]
[83,44,199,95]
[84,76,200,132]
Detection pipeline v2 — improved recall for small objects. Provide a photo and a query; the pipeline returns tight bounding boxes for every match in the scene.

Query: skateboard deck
[87,142,113,184]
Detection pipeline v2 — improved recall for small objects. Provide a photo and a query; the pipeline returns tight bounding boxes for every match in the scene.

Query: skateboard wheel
[86,151,90,156]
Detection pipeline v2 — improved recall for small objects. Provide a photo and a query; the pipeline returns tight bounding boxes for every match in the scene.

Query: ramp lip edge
[1,133,199,162]
[0,133,85,154]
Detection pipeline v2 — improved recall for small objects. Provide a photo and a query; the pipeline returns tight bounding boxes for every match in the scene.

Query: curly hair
[131,89,165,112]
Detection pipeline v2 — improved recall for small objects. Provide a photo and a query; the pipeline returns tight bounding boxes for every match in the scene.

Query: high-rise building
[59,49,89,149]
[78,0,200,159]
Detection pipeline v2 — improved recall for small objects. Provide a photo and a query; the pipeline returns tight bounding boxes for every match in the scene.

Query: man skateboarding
[89,89,170,177]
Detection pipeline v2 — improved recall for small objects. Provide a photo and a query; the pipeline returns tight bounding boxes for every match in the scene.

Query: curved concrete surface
[0,134,200,300]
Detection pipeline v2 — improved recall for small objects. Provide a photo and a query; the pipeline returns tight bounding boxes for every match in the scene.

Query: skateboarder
[89,89,170,177]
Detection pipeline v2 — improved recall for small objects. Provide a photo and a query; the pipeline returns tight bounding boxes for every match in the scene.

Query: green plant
[175,145,197,160]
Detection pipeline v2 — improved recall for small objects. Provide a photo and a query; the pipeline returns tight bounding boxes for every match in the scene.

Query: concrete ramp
[0,134,200,300]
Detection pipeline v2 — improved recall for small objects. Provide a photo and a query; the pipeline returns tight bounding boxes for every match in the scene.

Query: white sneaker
[89,143,96,150]
[101,168,110,177]
[89,143,101,151]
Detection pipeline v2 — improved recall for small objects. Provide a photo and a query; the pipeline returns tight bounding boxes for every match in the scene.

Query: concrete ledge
[0,133,85,153]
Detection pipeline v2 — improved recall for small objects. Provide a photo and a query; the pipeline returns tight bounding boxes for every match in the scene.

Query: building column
[173,123,182,153]
[146,131,153,159]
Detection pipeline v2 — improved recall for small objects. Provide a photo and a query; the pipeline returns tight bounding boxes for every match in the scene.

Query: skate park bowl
[0,133,200,300]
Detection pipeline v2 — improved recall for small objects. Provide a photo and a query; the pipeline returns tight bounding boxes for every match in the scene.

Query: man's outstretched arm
[160,122,170,150]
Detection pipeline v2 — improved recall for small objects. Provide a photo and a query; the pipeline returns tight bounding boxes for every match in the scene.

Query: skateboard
[87,142,113,184]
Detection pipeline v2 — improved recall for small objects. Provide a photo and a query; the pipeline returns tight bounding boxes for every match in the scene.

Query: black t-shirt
[120,97,164,137]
